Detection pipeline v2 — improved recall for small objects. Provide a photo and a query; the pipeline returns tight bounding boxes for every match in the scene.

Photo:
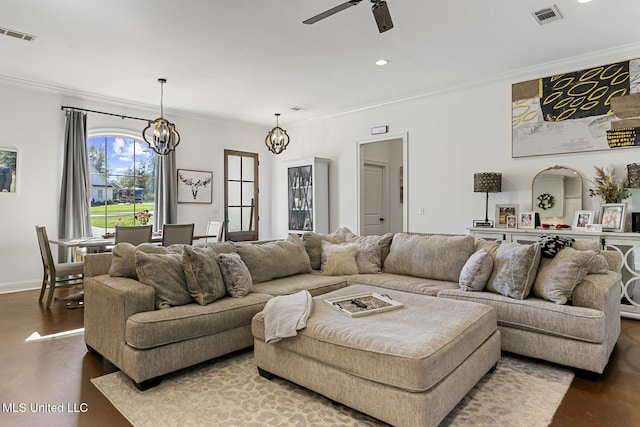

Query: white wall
[0,81,271,292]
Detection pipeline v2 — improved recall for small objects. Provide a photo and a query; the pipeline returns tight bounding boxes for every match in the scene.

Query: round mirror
[531,166,583,225]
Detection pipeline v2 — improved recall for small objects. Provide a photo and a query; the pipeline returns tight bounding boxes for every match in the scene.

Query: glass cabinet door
[288,165,313,231]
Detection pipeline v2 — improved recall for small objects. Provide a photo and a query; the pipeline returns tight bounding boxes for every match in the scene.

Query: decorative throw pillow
[109,242,174,279]
[355,242,382,274]
[302,229,347,270]
[320,242,359,276]
[459,250,494,291]
[135,251,193,309]
[340,227,394,267]
[532,247,596,304]
[486,242,541,300]
[217,252,254,298]
[182,246,227,305]
[537,235,575,258]
[587,253,610,274]
[236,234,311,283]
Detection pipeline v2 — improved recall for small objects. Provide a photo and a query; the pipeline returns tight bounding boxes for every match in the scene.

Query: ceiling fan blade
[303,0,363,25]
[371,0,393,33]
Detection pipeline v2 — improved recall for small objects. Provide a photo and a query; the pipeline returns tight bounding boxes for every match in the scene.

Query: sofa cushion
[135,251,193,309]
[532,248,596,304]
[383,234,475,282]
[438,289,606,343]
[182,246,227,305]
[236,234,311,284]
[218,252,254,297]
[253,273,347,297]
[302,228,348,270]
[340,228,394,266]
[320,242,359,275]
[201,241,238,255]
[126,292,272,350]
[346,273,458,296]
[109,242,178,280]
[486,242,541,300]
[459,250,494,291]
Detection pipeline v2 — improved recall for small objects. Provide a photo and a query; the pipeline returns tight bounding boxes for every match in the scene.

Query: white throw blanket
[262,290,313,344]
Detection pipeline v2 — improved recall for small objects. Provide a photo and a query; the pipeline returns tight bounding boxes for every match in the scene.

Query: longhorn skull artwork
[179,172,212,200]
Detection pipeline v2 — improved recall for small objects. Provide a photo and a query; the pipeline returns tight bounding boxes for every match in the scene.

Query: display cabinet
[469,227,640,320]
[287,157,329,234]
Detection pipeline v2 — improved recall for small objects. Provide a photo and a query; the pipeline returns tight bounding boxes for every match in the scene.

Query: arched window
[88,135,157,236]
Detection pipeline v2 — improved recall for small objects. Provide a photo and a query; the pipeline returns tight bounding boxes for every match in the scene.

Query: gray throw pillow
[459,250,494,291]
[355,242,382,273]
[218,252,254,297]
[182,246,227,305]
[135,251,193,309]
[236,234,311,283]
[302,229,347,270]
[109,242,173,279]
[486,242,541,300]
[320,242,359,276]
[340,227,394,267]
[532,247,596,304]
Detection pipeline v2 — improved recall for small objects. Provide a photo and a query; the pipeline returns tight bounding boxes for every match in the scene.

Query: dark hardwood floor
[1,287,639,427]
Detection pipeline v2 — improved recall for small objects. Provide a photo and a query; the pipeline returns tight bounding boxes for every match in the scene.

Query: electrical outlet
[419,207,425,215]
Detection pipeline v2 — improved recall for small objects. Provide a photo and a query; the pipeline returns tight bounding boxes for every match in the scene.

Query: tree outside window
[88,135,156,236]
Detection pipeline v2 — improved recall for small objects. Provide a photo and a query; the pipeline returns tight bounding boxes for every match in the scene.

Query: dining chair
[162,223,195,246]
[35,225,84,308]
[115,225,153,245]
[205,220,224,243]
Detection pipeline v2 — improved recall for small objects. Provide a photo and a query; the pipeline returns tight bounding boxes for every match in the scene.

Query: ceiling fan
[303,0,394,33]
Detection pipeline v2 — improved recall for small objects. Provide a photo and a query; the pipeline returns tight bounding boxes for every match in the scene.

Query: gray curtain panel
[154,151,177,229]
[58,110,92,260]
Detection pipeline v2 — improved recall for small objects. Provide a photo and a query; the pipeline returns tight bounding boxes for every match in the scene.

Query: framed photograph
[495,204,519,228]
[518,211,536,229]
[506,215,517,229]
[177,169,213,204]
[599,203,626,232]
[573,210,594,229]
[0,148,17,193]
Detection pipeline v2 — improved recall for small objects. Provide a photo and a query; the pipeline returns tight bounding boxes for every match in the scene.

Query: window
[88,135,156,236]
[224,150,259,241]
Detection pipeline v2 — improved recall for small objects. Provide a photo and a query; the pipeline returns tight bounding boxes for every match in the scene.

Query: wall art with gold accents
[512,58,640,157]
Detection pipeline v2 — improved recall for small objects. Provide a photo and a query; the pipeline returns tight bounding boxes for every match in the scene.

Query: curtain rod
[60,106,151,122]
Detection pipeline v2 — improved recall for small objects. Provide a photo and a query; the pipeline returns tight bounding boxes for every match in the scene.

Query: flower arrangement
[589,165,630,204]
[134,210,152,225]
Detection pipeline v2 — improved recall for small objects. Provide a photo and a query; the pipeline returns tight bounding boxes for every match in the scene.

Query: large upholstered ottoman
[252,284,500,427]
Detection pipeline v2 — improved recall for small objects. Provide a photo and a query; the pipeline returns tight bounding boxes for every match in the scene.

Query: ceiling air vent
[532,5,563,25]
[0,27,36,42]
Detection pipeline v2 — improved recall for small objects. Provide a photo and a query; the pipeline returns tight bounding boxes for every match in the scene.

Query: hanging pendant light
[142,78,180,155]
[265,113,290,155]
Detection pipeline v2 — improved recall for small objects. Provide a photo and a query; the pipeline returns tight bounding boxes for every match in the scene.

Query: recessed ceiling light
[578,0,592,3]
[375,59,389,66]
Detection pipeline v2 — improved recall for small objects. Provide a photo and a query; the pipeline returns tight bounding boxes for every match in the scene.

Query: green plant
[589,165,630,204]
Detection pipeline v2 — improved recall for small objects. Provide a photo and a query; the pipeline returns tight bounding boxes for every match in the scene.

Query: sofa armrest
[572,271,622,312]
[84,274,155,369]
[84,253,114,277]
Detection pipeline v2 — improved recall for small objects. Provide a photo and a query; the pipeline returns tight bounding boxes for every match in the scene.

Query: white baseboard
[0,280,40,294]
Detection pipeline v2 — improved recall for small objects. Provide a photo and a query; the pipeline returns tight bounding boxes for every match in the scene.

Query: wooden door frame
[223,149,259,242]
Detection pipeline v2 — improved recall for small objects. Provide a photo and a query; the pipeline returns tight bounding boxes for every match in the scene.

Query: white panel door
[362,163,386,236]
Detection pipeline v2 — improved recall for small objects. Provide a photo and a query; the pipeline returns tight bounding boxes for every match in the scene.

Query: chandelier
[265,113,290,155]
[142,78,180,155]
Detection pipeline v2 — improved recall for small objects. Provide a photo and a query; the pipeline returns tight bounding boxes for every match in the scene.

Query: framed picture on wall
[177,169,213,204]
[599,204,626,232]
[573,210,594,229]
[495,204,519,228]
[0,148,17,193]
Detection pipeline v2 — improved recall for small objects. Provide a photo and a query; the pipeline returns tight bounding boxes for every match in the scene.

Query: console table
[468,227,640,320]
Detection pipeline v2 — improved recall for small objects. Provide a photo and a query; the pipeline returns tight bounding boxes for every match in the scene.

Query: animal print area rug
[92,350,573,427]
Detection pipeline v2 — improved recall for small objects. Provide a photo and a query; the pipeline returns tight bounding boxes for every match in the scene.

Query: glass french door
[224,150,259,241]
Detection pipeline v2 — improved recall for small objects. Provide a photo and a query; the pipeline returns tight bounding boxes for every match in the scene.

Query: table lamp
[473,172,502,227]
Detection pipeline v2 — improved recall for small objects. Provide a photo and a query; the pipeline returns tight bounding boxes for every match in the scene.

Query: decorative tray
[324,292,403,317]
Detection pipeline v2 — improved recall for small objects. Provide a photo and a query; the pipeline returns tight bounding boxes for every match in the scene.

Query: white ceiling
[1,0,640,127]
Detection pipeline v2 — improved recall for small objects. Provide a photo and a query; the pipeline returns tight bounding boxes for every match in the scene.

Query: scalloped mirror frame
[531,165,583,225]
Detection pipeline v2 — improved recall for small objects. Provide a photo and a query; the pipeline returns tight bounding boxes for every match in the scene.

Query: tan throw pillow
[236,234,311,283]
[109,242,172,279]
[217,253,254,298]
[182,246,227,305]
[459,250,494,291]
[302,229,347,270]
[532,247,596,304]
[135,252,193,309]
[587,253,610,274]
[341,227,394,267]
[320,242,359,276]
[486,242,541,300]
[355,242,382,274]
[201,241,237,255]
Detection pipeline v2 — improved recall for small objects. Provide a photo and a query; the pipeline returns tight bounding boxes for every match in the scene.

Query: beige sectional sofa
[83,228,622,391]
